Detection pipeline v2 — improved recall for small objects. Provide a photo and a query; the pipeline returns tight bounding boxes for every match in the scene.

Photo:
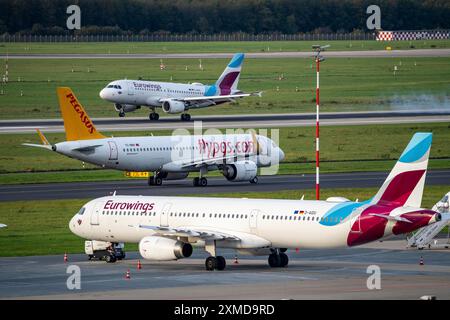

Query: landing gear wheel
[149,112,160,120]
[119,111,125,117]
[216,256,226,270]
[205,256,217,271]
[200,177,208,187]
[193,177,200,186]
[250,177,258,184]
[268,253,281,268]
[148,176,163,186]
[181,113,191,121]
[105,254,117,263]
[279,252,289,267]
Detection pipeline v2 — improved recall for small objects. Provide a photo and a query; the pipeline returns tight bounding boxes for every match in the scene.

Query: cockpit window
[107,85,114,88]
[77,207,85,215]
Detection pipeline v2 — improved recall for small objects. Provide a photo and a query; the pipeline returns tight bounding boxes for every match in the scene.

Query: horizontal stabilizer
[22,143,53,150]
[369,213,412,223]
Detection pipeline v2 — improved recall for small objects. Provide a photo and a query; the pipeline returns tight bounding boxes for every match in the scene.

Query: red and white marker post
[312,45,329,200]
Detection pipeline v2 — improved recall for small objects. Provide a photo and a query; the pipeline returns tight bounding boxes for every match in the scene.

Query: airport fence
[0,32,380,42]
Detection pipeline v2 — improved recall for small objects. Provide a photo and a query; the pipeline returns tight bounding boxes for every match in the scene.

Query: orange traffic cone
[137,260,142,270]
[419,256,424,266]
[64,253,68,263]
[125,269,131,279]
[234,255,239,264]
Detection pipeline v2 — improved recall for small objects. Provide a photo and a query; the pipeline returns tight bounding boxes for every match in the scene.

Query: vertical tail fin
[371,133,432,208]
[215,53,244,95]
[56,87,105,141]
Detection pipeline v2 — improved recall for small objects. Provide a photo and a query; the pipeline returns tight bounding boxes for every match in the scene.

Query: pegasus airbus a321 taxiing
[23,87,284,187]
[70,132,442,270]
[99,53,261,121]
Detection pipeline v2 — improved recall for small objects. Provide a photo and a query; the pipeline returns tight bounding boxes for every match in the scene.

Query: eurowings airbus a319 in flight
[23,87,284,187]
[99,53,261,121]
[69,132,444,270]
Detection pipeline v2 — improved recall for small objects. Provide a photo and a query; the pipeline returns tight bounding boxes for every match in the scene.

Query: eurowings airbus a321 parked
[69,132,444,270]
[24,87,284,187]
[99,53,261,121]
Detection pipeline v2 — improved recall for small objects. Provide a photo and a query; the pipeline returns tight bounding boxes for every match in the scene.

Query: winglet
[57,87,105,141]
[36,129,50,145]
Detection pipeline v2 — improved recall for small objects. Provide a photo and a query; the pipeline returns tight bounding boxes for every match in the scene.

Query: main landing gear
[204,240,226,271]
[193,177,208,187]
[149,112,160,120]
[148,173,163,186]
[268,249,289,268]
[180,113,191,121]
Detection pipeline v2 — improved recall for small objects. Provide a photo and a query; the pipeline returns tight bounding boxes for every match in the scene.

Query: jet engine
[139,236,193,261]
[114,103,140,113]
[222,160,257,182]
[162,100,186,114]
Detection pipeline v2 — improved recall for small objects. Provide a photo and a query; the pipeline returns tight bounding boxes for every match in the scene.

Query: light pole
[312,44,329,200]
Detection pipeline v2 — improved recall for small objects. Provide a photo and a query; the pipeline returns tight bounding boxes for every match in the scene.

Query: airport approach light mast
[312,44,329,200]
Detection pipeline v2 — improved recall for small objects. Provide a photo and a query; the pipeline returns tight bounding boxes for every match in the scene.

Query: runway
[1,110,450,134]
[1,170,449,202]
[2,48,450,59]
[1,240,449,299]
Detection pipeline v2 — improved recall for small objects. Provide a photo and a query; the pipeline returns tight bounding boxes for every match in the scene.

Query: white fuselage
[99,80,218,109]
[54,134,284,173]
[70,196,352,250]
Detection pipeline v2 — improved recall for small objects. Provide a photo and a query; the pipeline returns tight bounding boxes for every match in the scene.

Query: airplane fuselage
[100,80,225,109]
[54,134,283,173]
[70,195,438,250]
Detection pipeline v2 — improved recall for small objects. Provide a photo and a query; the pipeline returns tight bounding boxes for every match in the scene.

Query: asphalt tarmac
[1,170,449,202]
[0,240,449,299]
[1,110,450,133]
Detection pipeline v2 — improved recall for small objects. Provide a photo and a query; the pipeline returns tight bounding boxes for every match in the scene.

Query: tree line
[0,0,449,35]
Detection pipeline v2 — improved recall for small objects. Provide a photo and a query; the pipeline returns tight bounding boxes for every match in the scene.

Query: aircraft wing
[163,153,251,171]
[133,224,240,241]
[160,92,262,105]
[0,224,7,228]
[133,224,272,248]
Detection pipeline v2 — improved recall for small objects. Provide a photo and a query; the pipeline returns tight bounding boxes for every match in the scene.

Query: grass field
[0,185,447,257]
[0,122,449,185]
[0,56,449,119]
[1,40,450,55]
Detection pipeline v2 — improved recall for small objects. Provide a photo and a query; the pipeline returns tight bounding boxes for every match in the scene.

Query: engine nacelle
[114,103,140,113]
[139,236,193,261]
[162,100,186,114]
[223,160,257,182]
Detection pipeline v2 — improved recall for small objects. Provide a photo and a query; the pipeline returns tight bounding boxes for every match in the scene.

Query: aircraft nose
[69,216,76,234]
[279,148,285,161]
[99,88,106,99]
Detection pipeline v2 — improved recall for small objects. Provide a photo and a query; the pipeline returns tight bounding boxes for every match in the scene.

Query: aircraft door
[160,203,172,227]
[249,209,259,234]
[90,202,103,226]
[108,141,118,161]
[127,81,135,96]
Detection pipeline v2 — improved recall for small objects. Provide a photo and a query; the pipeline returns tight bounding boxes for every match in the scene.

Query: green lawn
[1,123,449,184]
[2,40,449,55]
[0,56,449,119]
[0,185,447,257]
